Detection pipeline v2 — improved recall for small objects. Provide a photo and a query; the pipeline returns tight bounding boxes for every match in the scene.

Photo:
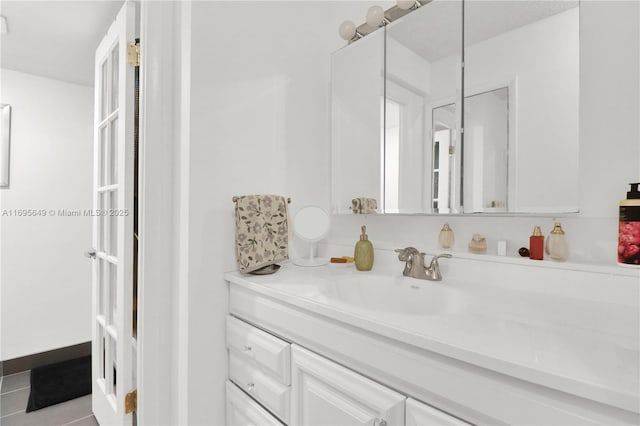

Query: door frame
[136,1,191,424]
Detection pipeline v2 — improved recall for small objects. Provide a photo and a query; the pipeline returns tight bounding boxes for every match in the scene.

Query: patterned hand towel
[351,198,378,214]
[235,195,290,273]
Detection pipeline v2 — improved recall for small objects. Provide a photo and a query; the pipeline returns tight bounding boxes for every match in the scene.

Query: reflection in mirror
[464,0,579,213]
[331,29,385,214]
[432,103,455,213]
[383,0,462,213]
[463,87,509,213]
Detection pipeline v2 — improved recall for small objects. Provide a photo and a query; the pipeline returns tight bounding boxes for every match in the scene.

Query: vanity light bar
[339,0,432,43]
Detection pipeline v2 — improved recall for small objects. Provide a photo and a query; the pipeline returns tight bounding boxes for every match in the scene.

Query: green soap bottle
[354,225,374,271]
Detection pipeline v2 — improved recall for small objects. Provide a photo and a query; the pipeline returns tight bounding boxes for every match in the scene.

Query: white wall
[0,69,93,361]
[186,1,358,423]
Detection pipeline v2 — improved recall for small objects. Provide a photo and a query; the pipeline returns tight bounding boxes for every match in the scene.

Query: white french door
[91,2,137,425]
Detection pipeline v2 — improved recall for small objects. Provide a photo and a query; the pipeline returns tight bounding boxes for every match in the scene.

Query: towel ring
[232,196,291,204]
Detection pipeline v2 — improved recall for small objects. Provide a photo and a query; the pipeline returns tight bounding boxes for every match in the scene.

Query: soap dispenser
[546,223,568,262]
[354,225,374,271]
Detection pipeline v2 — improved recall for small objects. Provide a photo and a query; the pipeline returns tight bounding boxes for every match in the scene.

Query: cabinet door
[291,344,405,426]
[406,398,471,426]
[226,381,283,426]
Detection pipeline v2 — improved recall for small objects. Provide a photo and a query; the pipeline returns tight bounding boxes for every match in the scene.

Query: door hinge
[125,389,137,414]
[127,42,140,67]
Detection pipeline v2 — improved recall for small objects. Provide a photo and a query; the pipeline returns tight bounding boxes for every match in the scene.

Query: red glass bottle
[529,226,544,260]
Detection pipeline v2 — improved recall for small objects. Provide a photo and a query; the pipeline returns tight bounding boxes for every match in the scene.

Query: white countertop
[225,262,640,414]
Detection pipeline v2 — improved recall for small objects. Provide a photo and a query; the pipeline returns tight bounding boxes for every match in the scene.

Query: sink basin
[312,273,470,316]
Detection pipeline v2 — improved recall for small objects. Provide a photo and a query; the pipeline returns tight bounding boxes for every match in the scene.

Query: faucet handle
[395,247,418,260]
[433,253,452,260]
[429,253,452,267]
[426,253,451,281]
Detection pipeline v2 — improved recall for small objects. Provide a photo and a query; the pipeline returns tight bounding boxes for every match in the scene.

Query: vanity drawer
[227,315,291,385]
[229,350,291,424]
[406,398,471,426]
[226,380,284,426]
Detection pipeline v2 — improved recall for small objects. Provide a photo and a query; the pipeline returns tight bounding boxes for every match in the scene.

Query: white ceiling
[0,1,124,87]
[389,0,578,62]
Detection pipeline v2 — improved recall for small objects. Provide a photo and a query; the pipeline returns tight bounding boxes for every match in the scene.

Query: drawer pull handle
[374,419,387,426]
[243,345,252,352]
[246,382,255,392]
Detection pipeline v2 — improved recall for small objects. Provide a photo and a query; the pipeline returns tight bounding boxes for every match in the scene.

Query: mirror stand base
[293,258,329,267]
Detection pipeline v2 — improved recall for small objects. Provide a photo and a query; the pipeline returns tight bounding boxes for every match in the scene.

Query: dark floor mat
[26,355,91,412]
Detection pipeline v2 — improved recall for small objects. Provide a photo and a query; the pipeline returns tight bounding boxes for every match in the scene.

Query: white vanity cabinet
[291,344,406,426]
[226,314,468,426]
[226,268,640,425]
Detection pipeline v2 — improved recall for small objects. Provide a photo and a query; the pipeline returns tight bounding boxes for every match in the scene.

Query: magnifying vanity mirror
[293,206,330,267]
[331,0,580,215]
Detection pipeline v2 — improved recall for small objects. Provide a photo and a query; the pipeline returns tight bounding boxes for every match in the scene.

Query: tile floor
[1,371,98,425]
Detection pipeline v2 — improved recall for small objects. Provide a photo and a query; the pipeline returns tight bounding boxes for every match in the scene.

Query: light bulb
[339,20,357,41]
[366,5,386,28]
[397,1,415,10]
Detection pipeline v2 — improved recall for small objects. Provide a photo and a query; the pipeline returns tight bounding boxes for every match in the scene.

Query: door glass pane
[106,334,116,396]
[101,59,108,120]
[99,126,107,187]
[109,191,118,256]
[110,335,117,396]
[111,44,119,113]
[108,261,117,326]
[98,327,106,380]
[98,259,105,317]
[109,118,118,185]
[99,192,106,253]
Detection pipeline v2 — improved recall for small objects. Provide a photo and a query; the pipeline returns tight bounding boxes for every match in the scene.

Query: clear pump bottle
[545,223,568,262]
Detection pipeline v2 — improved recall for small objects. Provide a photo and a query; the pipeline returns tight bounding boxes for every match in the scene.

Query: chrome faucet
[394,247,452,281]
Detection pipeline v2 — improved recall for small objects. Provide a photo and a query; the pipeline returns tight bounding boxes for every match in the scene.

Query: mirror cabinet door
[463,0,580,213]
[385,0,462,214]
[331,29,385,214]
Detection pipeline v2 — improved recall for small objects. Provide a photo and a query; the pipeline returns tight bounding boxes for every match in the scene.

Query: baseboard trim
[0,342,91,376]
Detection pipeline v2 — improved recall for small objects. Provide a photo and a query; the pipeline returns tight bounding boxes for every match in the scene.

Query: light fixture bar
[339,0,432,44]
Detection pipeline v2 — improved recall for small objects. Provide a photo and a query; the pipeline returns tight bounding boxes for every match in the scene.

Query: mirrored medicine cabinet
[331,0,580,215]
